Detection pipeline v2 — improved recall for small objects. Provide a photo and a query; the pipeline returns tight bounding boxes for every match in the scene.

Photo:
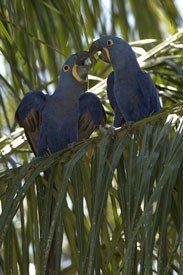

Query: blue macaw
[15,51,106,275]
[15,52,106,156]
[89,36,161,125]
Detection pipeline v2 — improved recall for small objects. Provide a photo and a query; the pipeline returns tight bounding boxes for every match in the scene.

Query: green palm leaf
[0,1,183,274]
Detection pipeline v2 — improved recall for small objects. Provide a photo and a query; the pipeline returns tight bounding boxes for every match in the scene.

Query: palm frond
[0,1,183,274]
[1,108,183,274]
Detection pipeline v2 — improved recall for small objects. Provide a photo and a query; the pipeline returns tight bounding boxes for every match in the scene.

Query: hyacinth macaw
[89,36,161,126]
[15,52,106,156]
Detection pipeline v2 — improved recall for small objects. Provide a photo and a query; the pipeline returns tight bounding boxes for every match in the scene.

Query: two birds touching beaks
[16,36,161,157]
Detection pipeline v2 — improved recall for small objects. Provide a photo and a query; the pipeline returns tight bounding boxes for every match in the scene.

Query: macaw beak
[76,64,89,81]
[89,39,103,56]
[73,51,90,82]
[89,39,111,63]
[75,51,90,65]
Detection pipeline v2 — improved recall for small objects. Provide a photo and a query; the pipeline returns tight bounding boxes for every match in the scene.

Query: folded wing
[78,92,106,141]
[137,70,161,116]
[15,90,47,156]
[107,72,125,127]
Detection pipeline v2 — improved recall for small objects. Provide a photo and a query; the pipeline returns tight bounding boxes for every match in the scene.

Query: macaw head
[89,35,138,71]
[60,51,90,85]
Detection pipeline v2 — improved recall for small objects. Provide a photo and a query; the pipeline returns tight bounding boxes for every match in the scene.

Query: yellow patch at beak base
[72,64,86,83]
[103,47,111,63]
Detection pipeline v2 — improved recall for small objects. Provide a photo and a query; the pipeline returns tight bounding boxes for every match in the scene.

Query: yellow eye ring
[107,39,114,46]
[63,64,70,72]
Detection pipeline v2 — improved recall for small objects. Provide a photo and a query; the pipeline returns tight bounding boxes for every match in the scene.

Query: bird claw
[121,121,134,131]
[99,125,116,139]
[99,125,107,134]
[107,126,116,139]
[68,142,76,149]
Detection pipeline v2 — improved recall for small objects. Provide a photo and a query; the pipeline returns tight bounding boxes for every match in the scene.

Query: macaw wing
[19,109,42,156]
[15,90,47,156]
[137,70,161,116]
[78,92,106,141]
[107,72,125,127]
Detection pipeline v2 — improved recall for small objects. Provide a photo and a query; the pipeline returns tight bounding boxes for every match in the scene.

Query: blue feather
[17,90,46,121]
[90,35,161,123]
[16,54,106,156]
[79,92,105,125]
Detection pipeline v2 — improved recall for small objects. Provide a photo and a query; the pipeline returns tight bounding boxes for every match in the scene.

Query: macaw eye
[63,64,70,72]
[107,39,114,46]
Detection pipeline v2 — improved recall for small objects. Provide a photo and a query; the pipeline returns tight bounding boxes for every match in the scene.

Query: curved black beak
[89,39,103,57]
[76,65,89,81]
[75,51,90,65]
[74,51,90,82]
[89,39,111,63]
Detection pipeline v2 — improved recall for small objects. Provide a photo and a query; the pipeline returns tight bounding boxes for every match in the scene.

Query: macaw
[89,36,161,125]
[15,52,106,156]
[15,51,107,275]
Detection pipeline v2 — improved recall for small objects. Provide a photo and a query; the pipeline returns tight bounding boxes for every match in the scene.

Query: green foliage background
[0,0,183,274]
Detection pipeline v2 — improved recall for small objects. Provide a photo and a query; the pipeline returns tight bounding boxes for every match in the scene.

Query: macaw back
[114,69,161,122]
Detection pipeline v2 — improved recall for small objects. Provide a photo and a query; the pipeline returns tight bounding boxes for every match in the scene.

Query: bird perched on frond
[89,36,161,126]
[15,51,106,275]
[15,51,106,156]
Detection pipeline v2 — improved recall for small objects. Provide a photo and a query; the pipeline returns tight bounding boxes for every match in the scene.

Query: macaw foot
[99,125,107,134]
[121,121,134,131]
[68,142,76,149]
[99,125,116,139]
[107,126,116,139]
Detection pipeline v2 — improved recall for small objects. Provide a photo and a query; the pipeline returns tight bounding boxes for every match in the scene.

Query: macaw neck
[112,55,140,74]
[114,67,140,84]
[53,79,86,100]
[111,44,140,74]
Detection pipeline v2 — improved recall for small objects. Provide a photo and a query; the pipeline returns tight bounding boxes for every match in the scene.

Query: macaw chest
[46,96,79,114]
[42,99,79,131]
[113,79,146,121]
